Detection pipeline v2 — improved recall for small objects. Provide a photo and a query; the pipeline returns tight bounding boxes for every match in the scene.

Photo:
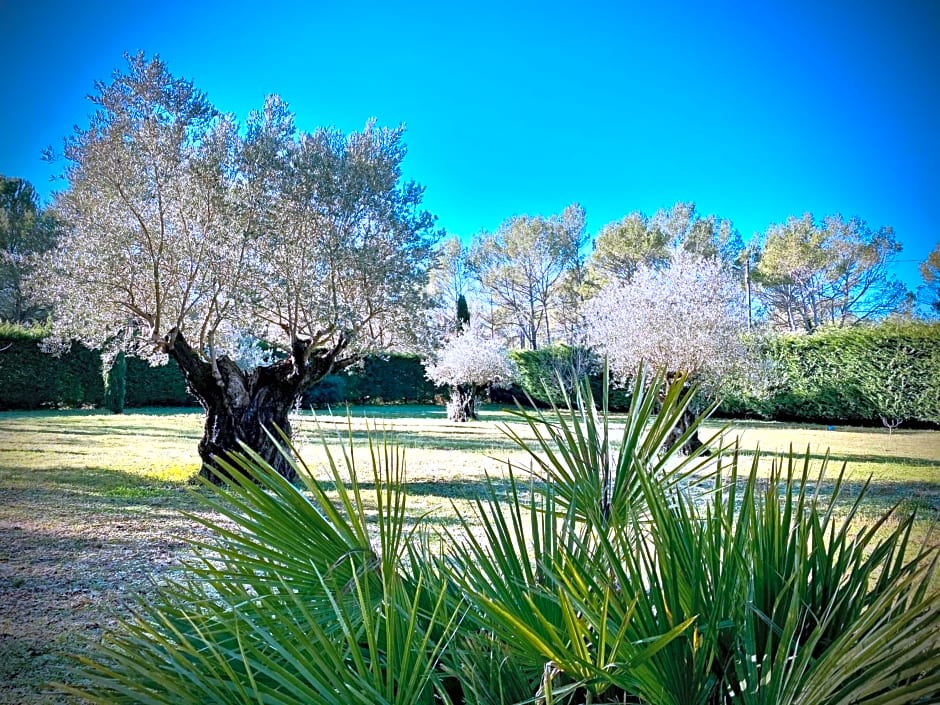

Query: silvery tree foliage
[584,249,755,452]
[44,53,438,479]
[584,249,750,386]
[424,324,517,421]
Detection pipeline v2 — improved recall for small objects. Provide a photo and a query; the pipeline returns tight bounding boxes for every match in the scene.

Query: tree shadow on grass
[299,428,524,453]
[0,424,203,440]
[727,447,940,468]
[739,476,940,519]
[0,478,217,705]
[327,476,538,503]
[0,466,208,513]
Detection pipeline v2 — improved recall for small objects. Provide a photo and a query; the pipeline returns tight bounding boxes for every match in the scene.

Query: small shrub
[0,320,49,342]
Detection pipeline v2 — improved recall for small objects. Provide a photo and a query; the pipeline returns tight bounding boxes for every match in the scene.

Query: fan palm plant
[484,369,940,704]
[61,426,466,705]
[61,369,940,705]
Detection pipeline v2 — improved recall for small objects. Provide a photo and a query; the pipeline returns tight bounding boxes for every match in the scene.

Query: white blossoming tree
[425,325,517,422]
[584,249,752,451]
[42,53,438,481]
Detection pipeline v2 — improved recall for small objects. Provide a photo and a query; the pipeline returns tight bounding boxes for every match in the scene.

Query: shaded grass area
[0,405,937,703]
[0,409,208,704]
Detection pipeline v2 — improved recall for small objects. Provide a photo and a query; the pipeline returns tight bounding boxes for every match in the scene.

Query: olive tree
[44,54,438,480]
[584,249,752,451]
[424,325,517,421]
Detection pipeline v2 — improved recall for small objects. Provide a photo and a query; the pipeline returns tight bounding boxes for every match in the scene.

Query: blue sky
[1,0,937,290]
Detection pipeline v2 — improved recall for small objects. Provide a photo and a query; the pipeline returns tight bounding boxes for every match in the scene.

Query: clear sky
[1,0,937,290]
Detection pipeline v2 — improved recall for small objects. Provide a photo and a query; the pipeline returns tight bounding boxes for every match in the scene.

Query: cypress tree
[456,294,470,330]
[103,351,126,414]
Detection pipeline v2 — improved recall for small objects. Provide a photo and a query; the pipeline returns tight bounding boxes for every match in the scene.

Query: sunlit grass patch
[0,403,938,703]
[0,408,203,491]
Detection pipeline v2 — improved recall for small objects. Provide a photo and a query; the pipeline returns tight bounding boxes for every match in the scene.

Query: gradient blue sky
[1,0,937,290]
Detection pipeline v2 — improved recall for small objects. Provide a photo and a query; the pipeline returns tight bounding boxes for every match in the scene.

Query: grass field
[0,404,938,704]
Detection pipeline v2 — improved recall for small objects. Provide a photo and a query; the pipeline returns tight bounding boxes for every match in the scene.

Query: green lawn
[0,404,938,704]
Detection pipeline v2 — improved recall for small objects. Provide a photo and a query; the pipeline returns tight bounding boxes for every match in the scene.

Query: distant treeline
[1,322,938,428]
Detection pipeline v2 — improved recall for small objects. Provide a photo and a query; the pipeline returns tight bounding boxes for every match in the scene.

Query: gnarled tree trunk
[663,403,707,456]
[659,374,709,456]
[447,384,479,422]
[163,329,347,483]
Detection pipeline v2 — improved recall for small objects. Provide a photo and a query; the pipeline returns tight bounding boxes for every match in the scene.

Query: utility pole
[744,255,752,330]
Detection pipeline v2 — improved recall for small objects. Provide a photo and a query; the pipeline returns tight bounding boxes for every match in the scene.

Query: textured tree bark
[663,404,707,456]
[163,329,347,483]
[447,384,479,422]
[659,378,709,456]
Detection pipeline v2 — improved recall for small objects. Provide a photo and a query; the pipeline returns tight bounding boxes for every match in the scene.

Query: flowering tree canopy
[425,326,517,421]
[42,53,439,479]
[584,249,750,388]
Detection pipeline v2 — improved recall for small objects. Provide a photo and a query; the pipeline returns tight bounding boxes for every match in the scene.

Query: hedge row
[0,338,622,413]
[0,338,195,409]
[0,339,445,411]
[3,323,938,428]
[301,355,445,407]
[304,346,632,411]
[721,322,940,426]
[502,346,632,411]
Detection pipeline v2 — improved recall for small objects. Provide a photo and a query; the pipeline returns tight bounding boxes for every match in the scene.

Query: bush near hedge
[502,345,632,411]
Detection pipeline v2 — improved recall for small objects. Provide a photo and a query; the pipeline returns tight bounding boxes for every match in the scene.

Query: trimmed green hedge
[124,355,193,407]
[0,338,440,411]
[0,338,104,408]
[721,321,940,427]
[302,347,631,411]
[0,336,194,410]
[4,323,938,427]
[301,354,445,407]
